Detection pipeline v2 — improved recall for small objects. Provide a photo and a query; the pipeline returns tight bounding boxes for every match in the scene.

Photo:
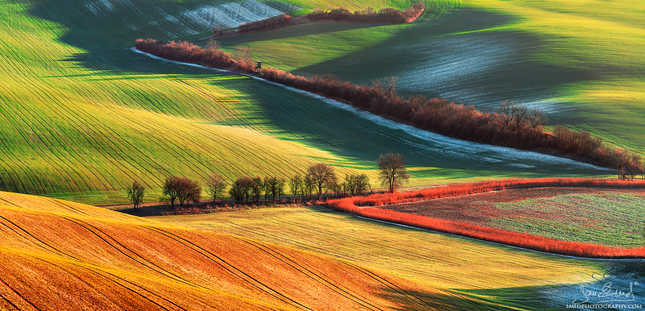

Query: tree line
[134,37,644,176]
[234,3,425,35]
[125,153,409,209]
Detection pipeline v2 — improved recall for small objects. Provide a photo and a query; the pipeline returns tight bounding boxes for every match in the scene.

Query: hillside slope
[0,0,612,205]
[0,191,472,310]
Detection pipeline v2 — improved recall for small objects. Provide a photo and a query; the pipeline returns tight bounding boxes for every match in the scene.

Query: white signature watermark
[567,281,642,309]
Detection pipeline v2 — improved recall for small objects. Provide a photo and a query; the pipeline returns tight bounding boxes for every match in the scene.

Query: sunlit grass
[157,206,604,291]
[5,191,482,310]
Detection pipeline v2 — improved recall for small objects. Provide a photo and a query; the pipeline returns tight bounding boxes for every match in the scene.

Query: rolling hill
[0,0,614,206]
[0,191,608,310]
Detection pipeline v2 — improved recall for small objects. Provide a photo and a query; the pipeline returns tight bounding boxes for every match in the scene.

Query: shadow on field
[296,8,603,121]
[25,0,613,178]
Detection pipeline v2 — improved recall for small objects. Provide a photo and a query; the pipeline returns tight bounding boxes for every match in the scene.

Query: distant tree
[377,153,410,193]
[289,174,303,202]
[162,176,201,208]
[344,174,356,196]
[497,100,547,129]
[303,174,315,201]
[233,46,253,67]
[206,39,222,50]
[206,173,227,203]
[263,176,286,202]
[371,76,398,98]
[306,163,337,200]
[125,181,145,209]
[275,177,285,201]
[354,174,371,196]
[250,177,263,204]
[344,174,371,196]
[229,177,252,204]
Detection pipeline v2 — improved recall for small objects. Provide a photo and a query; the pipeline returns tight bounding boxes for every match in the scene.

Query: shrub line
[328,178,645,258]
[133,38,643,175]
[228,3,426,36]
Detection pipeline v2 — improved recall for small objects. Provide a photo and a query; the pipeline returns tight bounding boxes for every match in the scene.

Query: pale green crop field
[0,0,615,205]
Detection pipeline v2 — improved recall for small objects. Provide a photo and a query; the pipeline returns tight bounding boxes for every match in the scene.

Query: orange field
[0,191,479,310]
[328,178,645,258]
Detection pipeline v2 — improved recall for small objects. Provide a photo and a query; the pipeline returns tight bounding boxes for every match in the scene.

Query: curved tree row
[125,154,409,208]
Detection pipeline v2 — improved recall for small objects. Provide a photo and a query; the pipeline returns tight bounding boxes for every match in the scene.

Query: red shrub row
[328,177,645,258]
[237,3,425,34]
[134,39,643,173]
[306,2,425,24]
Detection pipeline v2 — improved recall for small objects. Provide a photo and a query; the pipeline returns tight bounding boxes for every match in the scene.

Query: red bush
[134,39,643,174]
[328,178,645,258]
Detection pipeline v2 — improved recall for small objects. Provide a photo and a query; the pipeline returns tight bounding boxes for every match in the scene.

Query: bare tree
[206,173,227,203]
[306,163,337,200]
[303,174,315,201]
[162,176,201,208]
[354,174,370,196]
[125,181,145,209]
[206,39,222,50]
[497,100,547,129]
[289,174,303,202]
[233,46,253,67]
[377,153,410,193]
[250,177,263,204]
[229,177,252,204]
[371,76,398,98]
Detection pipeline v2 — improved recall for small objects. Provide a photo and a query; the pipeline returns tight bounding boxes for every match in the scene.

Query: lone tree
[306,163,337,200]
[162,176,202,208]
[206,173,227,203]
[377,153,410,193]
[125,181,145,209]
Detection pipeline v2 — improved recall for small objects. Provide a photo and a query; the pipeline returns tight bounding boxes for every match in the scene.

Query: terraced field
[0,0,614,205]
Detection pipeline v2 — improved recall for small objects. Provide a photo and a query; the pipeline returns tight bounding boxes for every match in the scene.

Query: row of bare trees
[125,153,409,208]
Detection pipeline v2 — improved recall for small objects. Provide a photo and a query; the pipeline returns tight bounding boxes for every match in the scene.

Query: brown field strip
[0,191,470,310]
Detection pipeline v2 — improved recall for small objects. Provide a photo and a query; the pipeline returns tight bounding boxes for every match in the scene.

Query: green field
[0,0,614,205]
[215,0,645,155]
[492,192,645,247]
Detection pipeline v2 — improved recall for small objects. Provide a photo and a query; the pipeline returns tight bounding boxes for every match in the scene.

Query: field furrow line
[243,239,385,311]
[0,112,47,193]
[344,262,441,310]
[0,215,82,261]
[1,101,82,193]
[36,100,150,190]
[0,293,21,311]
[144,226,311,310]
[61,217,206,290]
[0,145,27,193]
[177,120,300,176]
[7,98,99,193]
[43,99,166,190]
[0,276,41,311]
[269,216,435,262]
[43,198,89,217]
[19,88,115,192]
[19,80,134,192]
[36,255,177,311]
